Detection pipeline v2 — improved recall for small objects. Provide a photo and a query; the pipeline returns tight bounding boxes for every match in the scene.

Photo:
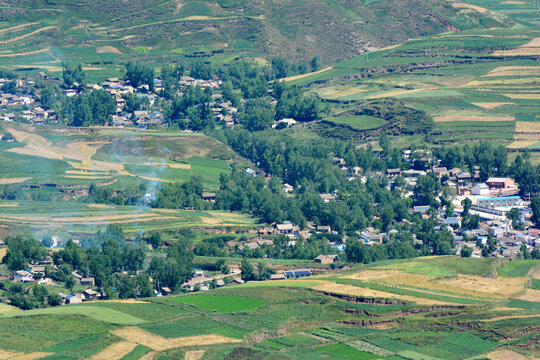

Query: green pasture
[497,260,540,277]
[324,115,387,130]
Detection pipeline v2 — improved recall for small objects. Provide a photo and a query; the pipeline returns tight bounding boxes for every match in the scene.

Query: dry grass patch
[9,353,53,360]
[472,102,515,109]
[97,46,121,54]
[520,37,540,47]
[200,217,222,225]
[363,88,424,99]
[86,203,114,209]
[102,299,149,304]
[436,275,528,297]
[434,115,514,122]
[486,349,528,360]
[493,48,540,56]
[503,93,540,99]
[480,314,540,322]
[311,282,454,305]
[64,175,111,180]
[0,177,32,185]
[185,350,206,360]
[515,121,540,133]
[111,327,242,351]
[0,26,55,45]
[90,341,137,360]
[0,48,50,58]
[139,351,157,360]
[0,248,7,259]
[514,288,540,302]
[0,349,21,359]
[507,140,538,148]
[485,66,540,77]
[344,270,400,280]
[0,22,39,35]
[281,67,333,82]
[451,2,488,13]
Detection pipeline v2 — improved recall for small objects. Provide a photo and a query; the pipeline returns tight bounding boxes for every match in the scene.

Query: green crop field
[170,295,267,313]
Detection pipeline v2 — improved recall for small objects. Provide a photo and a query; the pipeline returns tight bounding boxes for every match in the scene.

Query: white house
[471,183,490,196]
[13,270,33,282]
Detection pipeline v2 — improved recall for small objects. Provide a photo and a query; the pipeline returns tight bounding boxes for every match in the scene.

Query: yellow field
[507,140,538,149]
[0,48,50,58]
[8,353,53,360]
[90,341,137,360]
[471,102,515,109]
[281,67,333,82]
[97,46,121,54]
[480,314,540,322]
[520,37,540,47]
[503,93,540,99]
[0,248,7,260]
[515,288,540,302]
[434,114,514,122]
[0,26,55,45]
[451,2,488,13]
[493,48,540,56]
[185,350,206,360]
[467,77,540,86]
[486,349,529,360]
[363,88,425,99]
[515,121,540,133]
[111,327,242,351]
[435,274,527,297]
[317,86,367,99]
[485,66,540,77]
[0,177,32,185]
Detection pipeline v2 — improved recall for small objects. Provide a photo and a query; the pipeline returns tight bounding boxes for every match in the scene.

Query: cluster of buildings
[0,72,241,129]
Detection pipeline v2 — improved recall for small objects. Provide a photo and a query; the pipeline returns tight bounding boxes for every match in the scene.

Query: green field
[170,295,267,313]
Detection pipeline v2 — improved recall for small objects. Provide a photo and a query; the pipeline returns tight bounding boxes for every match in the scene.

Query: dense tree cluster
[59,89,116,126]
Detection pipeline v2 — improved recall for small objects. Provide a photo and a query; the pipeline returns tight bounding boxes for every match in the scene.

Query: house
[12,270,33,282]
[215,280,225,287]
[413,205,430,214]
[433,166,448,177]
[284,269,312,279]
[319,193,337,203]
[246,168,256,176]
[471,183,490,196]
[317,225,331,233]
[72,271,83,284]
[275,222,299,236]
[81,277,95,286]
[201,192,217,201]
[161,287,172,296]
[29,264,46,275]
[232,277,245,284]
[282,183,294,193]
[444,217,461,227]
[35,72,49,80]
[386,168,401,177]
[63,89,78,97]
[486,177,515,189]
[82,289,101,301]
[477,196,521,209]
[64,293,83,304]
[270,273,286,280]
[314,255,338,264]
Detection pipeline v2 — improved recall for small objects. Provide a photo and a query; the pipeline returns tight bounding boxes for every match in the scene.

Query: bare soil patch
[90,341,137,360]
[434,115,514,122]
[200,217,222,225]
[0,349,21,359]
[493,48,540,56]
[520,37,540,47]
[0,248,7,259]
[0,22,39,35]
[0,177,32,185]
[345,270,400,281]
[0,48,49,58]
[111,327,242,351]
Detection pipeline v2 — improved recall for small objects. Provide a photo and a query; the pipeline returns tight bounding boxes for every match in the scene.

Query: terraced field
[294,0,540,153]
[0,257,537,359]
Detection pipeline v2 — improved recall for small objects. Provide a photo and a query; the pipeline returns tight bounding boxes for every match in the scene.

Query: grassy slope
[0,0,484,74]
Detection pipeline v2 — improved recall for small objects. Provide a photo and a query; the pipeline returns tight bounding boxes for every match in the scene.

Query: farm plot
[170,295,267,313]
[324,115,387,130]
[111,327,242,351]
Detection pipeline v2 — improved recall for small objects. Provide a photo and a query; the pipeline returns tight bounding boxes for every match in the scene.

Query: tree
[310,56,321,72]
[461,198,472,217]
[147,231,163,249]
[241,99,274,131]
[62,63,85,87]
[125,62,155,90]
[461,246,472,257]
[241,257,255,281]
[65,276,75,290]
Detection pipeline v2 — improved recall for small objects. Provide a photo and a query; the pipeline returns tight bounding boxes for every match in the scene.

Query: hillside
[0,257,538,359]
[0,0,500,74]
[287,0,540,157]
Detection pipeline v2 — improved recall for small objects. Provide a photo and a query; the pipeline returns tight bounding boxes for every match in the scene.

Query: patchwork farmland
[0,257,537,359]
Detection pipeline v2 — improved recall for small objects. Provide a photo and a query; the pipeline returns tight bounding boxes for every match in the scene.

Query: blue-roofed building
[414,206,430,214]
[477,196,521,209]
[284,269,312,279]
